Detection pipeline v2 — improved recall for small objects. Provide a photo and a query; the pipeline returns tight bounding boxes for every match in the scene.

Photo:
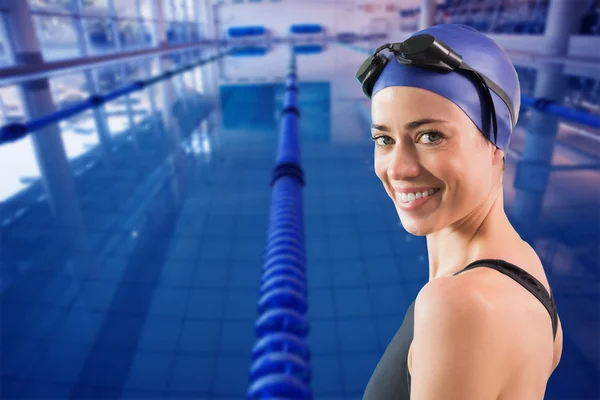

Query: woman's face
[371,86,503,236]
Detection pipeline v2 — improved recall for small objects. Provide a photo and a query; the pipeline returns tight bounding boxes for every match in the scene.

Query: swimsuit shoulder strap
[453,259,558,341]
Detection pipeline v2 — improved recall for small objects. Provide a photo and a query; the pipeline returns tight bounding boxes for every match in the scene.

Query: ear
[493,147,505,186]
[493,146,504,166]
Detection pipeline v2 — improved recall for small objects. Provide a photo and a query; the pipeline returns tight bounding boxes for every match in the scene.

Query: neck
[426,188,521,281]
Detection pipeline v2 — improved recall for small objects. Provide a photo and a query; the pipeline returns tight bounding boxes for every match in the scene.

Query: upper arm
[410,280,510,400]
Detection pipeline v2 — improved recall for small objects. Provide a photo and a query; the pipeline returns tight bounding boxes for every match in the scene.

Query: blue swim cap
[372,24,520,152]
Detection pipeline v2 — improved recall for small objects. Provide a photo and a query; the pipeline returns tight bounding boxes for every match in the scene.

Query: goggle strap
[467,69,499,145]
[461,63,516,131]
[375,43,392,54]
[483,76,499,146]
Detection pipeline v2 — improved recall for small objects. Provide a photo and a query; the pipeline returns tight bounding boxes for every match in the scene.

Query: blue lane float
[247,53,312,399]
[290,24,323,34]
[520,94,600,129]
[227,26,267,38]
[230,46,269,57]
[0,50,232,146]
[337,32,358,43]
[293,45,324,55]
[340,42,600,130]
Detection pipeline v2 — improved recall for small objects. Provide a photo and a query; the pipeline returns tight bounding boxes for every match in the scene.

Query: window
[0,12,13,65]
[33,15,81,61]
[48,72,100,159]
[113,0,138,18]
[81,0,109,11]
[28,0,72,11]
[117,20,143,49]
[163,0,174,21]
[0,86,40,202]
[139,0,155,19]
[83,18,116,54]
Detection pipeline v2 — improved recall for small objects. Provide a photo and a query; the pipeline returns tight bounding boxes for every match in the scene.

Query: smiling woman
[357,24,562,400]
[370,85,508,237]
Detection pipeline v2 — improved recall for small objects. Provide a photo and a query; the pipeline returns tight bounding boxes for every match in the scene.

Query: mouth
[395,187,441,211]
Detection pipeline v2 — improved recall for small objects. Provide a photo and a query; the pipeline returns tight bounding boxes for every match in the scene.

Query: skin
[371,86,562,399]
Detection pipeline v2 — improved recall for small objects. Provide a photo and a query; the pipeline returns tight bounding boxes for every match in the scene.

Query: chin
[397,215,434,236]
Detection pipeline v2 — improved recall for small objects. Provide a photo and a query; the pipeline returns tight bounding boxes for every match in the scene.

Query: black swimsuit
[362,259,559,399]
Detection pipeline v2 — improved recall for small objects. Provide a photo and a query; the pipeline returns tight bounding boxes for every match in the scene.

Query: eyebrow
[371,118,449,133]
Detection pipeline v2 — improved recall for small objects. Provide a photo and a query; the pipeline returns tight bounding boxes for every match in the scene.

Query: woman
[359,24,562,399]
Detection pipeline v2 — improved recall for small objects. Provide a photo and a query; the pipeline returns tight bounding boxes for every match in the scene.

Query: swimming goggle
[355,34,516,145]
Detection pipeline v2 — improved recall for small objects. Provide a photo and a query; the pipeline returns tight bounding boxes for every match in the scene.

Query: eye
[418,130,444,145]
[372,135,394,146]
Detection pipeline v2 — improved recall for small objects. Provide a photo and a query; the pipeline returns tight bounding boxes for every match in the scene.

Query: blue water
[1,47,599,399]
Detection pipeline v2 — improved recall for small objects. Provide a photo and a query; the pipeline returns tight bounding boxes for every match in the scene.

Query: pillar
[71,0,114,170]
[418,0,436,31]
[509,0,588,239]
[155,0,183,151]
[544,0,588,56]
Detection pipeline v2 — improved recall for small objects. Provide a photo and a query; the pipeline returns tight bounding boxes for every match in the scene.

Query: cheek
[374,158,396,199]
[445,157,485,205]
[374,157,387,182]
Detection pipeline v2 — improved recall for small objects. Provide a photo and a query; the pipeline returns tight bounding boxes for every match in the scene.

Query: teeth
[398,188,440,203]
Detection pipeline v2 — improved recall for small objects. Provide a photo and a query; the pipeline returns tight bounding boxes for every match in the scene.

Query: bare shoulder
[414,276,504,331]
[411,278,514,398]
[423,246,563,381]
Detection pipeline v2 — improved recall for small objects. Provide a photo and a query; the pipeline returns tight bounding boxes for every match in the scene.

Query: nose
[386,144,421,181]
